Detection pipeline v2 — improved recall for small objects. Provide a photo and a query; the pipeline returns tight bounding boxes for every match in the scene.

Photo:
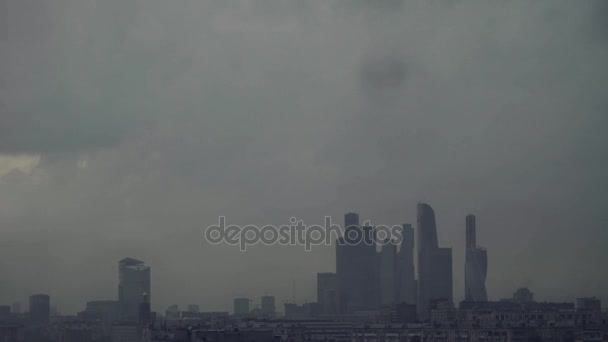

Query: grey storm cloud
[0,0,607,314]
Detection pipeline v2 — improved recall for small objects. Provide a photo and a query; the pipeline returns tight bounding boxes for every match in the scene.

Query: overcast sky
[1,0,607,314]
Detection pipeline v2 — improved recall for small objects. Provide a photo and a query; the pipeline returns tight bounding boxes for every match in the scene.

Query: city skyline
[1,0,607,318]
[0,206,600,316]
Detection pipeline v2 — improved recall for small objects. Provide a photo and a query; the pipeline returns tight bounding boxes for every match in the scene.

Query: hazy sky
[1,0,607,314]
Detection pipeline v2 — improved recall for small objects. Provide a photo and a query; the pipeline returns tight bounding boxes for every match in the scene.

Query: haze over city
[1,0,607,318]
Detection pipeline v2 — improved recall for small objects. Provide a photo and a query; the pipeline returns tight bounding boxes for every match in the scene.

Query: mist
[1,0,607,314]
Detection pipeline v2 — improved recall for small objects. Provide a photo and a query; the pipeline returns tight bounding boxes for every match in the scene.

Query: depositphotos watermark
[204,216,404,251]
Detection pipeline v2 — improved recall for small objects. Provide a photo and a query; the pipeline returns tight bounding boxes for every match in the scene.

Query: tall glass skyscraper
[416,203,453,319]
[464,215,488,302]
[396,224,417,305]
[336,213,359,313]
[380,239,397,306]
[29,294,50,327]
[336,212,379,313]
[118,258,151,322]
[317,273,339,315]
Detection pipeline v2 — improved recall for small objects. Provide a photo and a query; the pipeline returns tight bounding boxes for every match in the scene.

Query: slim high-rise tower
[359,225,380,310]
[344,212,359,231]
[466,215,476,250]
[380,239,397,306]
[317,273,339,315]
[397,224,417,304]
[336,213,359,313]
[464,215,488,302]
[138,293,151,328]
[417,203,452,320]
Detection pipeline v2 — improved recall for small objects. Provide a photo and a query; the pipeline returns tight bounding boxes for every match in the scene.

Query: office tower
[317,273,339,315]
[396,224,417,304]
[359,225,380,310]
[0,306,9,319]
[83,300,120,323]
[187,304,200,313]
[336,212,358,313]
[335,237,347,314]
[344,212,359,231]
[380,240,397,306]
[336,213,380,313]
[577,297,602,322]
[395,303,417,323]
[118,258,151,322]
[62,327,94,342]
[138,293,151,327]
[165,304,180,320]
[577,297,601,312]
[110,324,138,342]
[417,203,453,319]
[233,298,250,315]
[432,248,453,302]
[29,294,50,327]
[284,303,321,319]
[261,296,276,317]
[466,215,476,250]
[464,215,488,302]
[11,302,20,314]
[513,288,534,303]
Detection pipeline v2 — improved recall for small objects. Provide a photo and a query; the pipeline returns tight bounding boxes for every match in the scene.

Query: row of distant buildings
[233,296,277,318]
[1,203,607,341]
[0,257,154,341]
[6,307,604,342]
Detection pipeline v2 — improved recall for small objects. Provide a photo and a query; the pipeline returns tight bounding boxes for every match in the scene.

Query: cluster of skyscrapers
[318,203,487,320]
